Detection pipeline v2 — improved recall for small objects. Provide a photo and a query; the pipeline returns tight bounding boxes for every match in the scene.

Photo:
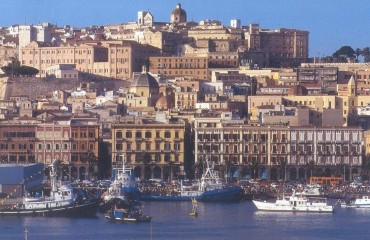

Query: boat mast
[50,160,58,196]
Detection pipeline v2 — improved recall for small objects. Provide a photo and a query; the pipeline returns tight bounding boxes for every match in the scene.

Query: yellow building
[248,76,370,126]
[111,116,185,180]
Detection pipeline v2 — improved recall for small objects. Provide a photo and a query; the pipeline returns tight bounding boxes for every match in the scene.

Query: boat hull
[105,215,152,223]
[140,195,192,201]
[141,186,243,202]
[0,200,99,216]
[197,186,243,202]
[252,200,334,213]
[341,204,370,208]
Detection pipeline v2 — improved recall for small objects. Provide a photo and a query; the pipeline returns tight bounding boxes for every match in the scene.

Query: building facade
[111,118,185,181]
[149,56,208,80]
[194,113,362,181]
[19,40,160,79]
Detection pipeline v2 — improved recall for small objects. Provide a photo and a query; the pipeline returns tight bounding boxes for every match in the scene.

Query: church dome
[156,93,174,109]
[171,3,187,24]
[132,66,159,89]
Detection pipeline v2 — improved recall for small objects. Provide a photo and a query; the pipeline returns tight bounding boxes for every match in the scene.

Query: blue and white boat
[102,161,141,203]
[341,196,370,208]
[0,160,98,216]
[141,160,243,202]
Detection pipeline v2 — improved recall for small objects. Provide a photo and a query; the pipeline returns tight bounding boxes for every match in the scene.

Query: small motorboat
[341,196,370,208]
[105,208,152,223]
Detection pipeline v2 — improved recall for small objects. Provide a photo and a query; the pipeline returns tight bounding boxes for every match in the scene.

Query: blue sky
[1,0,369,57]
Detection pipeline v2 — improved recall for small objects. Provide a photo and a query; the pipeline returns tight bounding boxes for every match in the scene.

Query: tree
[81,151,97,179]
[321,56,334,63]
[168,160,175,183]
[192,157,205,179]
[249,159,259,179]
[278,158,287,181]
[332,46,355,62]
[361,154,370,181]
[18,66,39,76]
[1,58,39,77]
[355,48,362,61]
[306,160,316,179]
[362,47,370,62]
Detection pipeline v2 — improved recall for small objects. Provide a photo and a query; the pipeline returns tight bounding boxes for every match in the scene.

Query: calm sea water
[0,201,369,240]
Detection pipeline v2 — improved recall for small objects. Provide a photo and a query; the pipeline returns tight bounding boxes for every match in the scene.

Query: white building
[230,19,241,29]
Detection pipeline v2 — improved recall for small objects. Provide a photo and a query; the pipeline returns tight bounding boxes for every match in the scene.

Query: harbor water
[1,201,369,240]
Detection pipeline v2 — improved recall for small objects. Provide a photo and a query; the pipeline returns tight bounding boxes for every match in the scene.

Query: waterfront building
[193,112,362,181]
[110,115,185,180]
[0,121,38,164]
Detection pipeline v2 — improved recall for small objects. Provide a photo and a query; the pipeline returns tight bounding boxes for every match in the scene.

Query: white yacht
[252,190,334,213]
[341,196,370,208]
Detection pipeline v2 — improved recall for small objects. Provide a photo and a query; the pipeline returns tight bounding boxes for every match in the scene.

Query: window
[164,132,171,138]
[164,143,171,150]
[126,132,132,138]
[145,132,152,138]
[135,132,142,139]
[116,132,122,138]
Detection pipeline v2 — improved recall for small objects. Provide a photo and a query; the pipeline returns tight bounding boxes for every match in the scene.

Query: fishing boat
[100,160,141,212]
[341,196,370,208]
[252,190,334,213]
[105,202,152,223]
[0,160,98,216]
[141,160,243,202]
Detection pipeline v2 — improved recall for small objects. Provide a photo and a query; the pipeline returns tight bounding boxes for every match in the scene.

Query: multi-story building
[111,116,185,180]
[297,66,338,93]
[244,24,309,67]
[149,56,208,80]
[0,121,37,164]
[69,118,99,178]
[19,24,51,48]
[0,117,99,180]
[193,112,362,181]
[0,45,17,67]
[19,40,160,79]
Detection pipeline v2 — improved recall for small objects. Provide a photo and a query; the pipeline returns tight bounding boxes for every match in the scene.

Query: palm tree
[278,159,287,181]
[168,160,175,183]
[136,152,151,179]
[81,151,97,179]
[249,159,259,179]
[355,48,362,62]
[362,47,370,62]
[192,157,205,179]
[361,154,370,181]
[306,160,316,180]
